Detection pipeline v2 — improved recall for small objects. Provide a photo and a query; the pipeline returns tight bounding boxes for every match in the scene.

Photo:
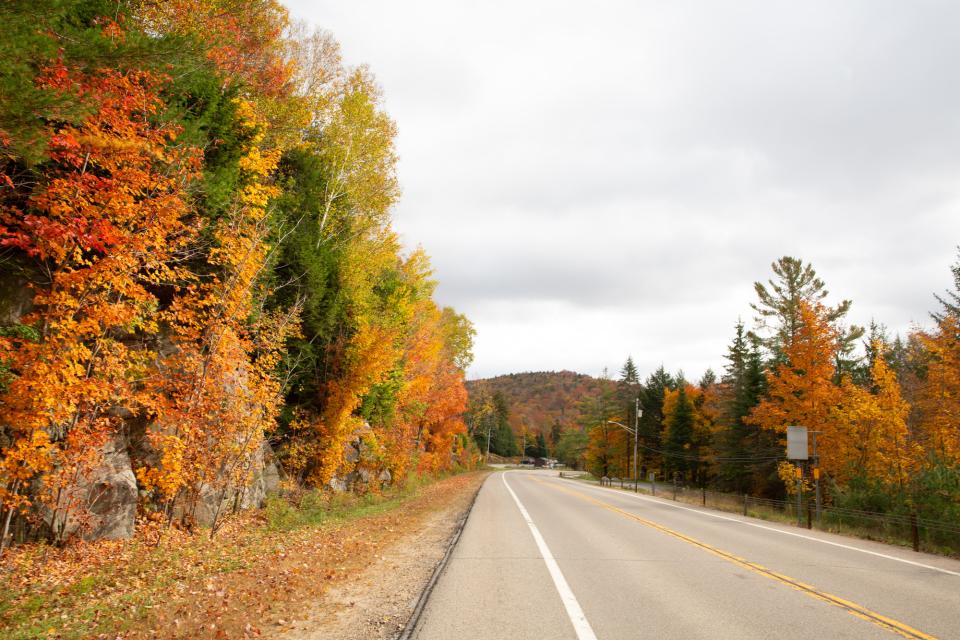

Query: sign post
[786,426,808,527]
[811,431,822,523]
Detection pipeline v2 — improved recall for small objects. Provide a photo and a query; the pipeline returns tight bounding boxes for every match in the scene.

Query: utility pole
[607,414,639,492]
[634,398,642,492]
[796,465,803,527]
[484,418,492,464]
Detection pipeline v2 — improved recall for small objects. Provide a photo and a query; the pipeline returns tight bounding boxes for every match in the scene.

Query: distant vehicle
[533,457,559,468]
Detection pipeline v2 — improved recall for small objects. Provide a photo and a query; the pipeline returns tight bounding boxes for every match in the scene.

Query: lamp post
[609,398,642,492]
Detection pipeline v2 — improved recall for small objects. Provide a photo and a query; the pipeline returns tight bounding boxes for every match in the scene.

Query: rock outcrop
[43,436,138,541]
[327,425,393,493]
[175,440,283,528]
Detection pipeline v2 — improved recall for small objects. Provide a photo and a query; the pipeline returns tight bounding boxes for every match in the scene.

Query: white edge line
[560,476,960,578]
[502,472,598,640]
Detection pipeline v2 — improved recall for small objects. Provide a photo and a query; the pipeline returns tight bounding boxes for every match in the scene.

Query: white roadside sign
[787,425,808,460]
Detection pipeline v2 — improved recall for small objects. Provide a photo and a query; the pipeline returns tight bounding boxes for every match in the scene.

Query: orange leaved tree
[746,302,853,482]
[0,63,200,544]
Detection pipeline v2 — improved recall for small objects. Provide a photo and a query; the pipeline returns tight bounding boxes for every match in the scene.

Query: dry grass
[0,471,488,639]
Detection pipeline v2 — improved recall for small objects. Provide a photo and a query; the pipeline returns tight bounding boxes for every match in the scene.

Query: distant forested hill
[466,371,604,433]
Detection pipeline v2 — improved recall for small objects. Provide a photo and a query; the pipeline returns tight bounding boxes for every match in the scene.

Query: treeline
[467,371,602,434]
[559,256,959,523]
[0,0,475,547]
[464,389,551,459]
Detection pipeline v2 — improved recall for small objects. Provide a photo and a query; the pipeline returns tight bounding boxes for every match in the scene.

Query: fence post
[911,511,920,552]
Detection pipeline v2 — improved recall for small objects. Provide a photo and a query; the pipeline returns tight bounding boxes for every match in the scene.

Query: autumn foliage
[496,255,960,530]
[0,1,474,548]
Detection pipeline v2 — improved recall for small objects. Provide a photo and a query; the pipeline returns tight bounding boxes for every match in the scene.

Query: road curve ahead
[411,471,960,640]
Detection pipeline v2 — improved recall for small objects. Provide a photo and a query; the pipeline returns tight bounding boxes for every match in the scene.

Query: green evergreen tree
[534,432,548,458]
[699,368,717,389]
[751,256,863,367]
[619,356,639,385]
[932,247,960,326]
[664,383,695,480]
[616,356,642,478]
[490,392,518,456]
[637,365,675,469]
[716,321,770,493]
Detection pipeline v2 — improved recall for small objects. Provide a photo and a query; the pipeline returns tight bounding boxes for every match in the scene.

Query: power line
[635,441,783,463]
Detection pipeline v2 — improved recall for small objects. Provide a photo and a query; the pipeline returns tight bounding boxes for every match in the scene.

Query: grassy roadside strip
[562,473,959,558]
[0,471,490,639]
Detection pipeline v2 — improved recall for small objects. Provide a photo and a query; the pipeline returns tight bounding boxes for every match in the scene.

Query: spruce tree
[717,322,750,490]
[664,384,695,480]
[619,356,639,385]
[932,247,960,326]
[637,366,675,467]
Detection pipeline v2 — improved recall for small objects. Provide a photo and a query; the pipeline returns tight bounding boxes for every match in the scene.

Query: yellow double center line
[537,479,937,640]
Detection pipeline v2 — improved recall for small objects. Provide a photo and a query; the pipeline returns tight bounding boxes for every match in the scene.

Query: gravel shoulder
[280,472,486,640]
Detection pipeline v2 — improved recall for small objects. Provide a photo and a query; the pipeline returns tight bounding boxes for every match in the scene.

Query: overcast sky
[286,0,960,381]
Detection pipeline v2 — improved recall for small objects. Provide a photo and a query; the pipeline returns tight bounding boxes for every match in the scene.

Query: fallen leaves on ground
[0,472,488,639]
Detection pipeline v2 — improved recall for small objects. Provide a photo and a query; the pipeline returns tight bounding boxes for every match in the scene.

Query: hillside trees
[0,61,203,540]
[583,377,626,477]
[0,0,474,546]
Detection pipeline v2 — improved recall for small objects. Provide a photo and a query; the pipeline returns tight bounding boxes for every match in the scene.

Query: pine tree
[535,432,548,458]
[490,392,517,456]
[699,369,717,389]
[664,384,696,480]
[751,256,863,364]
[619,357,639,385]
[932,247,960,326]
[637,366,675,467]
[715,321,768,493]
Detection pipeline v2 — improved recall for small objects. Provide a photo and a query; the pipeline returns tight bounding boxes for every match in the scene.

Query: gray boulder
[180,439,282,527]
[45,436,138,541]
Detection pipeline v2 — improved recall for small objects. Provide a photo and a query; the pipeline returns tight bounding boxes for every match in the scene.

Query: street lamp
[609,399,642,492]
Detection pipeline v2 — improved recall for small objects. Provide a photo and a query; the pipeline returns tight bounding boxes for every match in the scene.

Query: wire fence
[567,473,960,556]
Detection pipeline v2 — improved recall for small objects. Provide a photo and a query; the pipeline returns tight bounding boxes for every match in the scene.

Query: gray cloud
[288,0,960,379]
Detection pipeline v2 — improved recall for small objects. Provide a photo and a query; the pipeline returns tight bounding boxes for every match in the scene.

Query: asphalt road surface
[411,470,960,639]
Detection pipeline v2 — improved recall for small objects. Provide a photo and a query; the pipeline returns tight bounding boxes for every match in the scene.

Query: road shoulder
[281,472,487,640]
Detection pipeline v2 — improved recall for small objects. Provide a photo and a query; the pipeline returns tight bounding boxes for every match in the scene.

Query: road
[410,470,960,639]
